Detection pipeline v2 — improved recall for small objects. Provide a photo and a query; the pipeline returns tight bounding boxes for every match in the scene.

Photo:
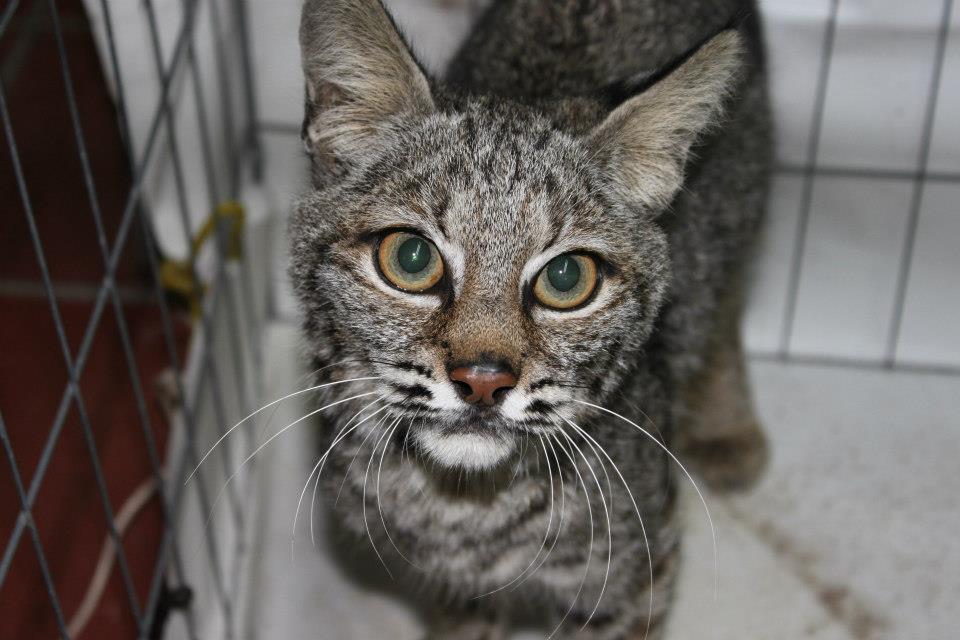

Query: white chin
[413,428,515,471]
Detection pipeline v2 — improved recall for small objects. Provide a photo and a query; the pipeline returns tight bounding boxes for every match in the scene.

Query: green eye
[546,255,581,292]
[378,231,444,292]
[397,236,431,273]
[534,253,598,310]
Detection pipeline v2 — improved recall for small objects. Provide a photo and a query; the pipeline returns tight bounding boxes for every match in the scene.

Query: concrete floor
[251,323,959,640]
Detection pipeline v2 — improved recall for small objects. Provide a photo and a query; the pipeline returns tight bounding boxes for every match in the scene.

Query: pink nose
[449,365,517,406]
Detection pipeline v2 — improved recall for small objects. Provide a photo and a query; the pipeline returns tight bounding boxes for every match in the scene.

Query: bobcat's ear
[587,29,745,211]
[300,0,433,182]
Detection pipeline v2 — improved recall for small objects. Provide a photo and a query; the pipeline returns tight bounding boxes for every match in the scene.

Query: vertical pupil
[547,255,581,292]
[397,236,431,273]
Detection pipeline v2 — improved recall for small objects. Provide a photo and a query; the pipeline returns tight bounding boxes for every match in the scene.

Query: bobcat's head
[291,0,743,470]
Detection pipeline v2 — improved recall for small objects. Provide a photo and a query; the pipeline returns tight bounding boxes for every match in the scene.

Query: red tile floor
[1,1,191,637]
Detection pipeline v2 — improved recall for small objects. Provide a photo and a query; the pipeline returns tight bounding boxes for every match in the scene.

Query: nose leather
[449,365,517,406]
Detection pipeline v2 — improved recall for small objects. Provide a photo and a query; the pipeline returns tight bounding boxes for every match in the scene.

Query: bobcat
[290,0,771,637]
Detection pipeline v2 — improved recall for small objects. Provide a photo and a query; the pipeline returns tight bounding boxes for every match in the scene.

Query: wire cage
[0,0,269,638]
[2,0,959,639]
[752,0,960,375]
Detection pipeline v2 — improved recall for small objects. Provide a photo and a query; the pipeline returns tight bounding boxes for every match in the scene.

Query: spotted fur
[290,0,771,637]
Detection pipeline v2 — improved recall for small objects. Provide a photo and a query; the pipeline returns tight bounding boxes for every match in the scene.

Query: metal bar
[181,252,246,625]
[0,0,211,630]
[136,2,242,636]
[204,0,239,197]
[884,0,955,366]
[775,162,960,184]
[136,220,233,638]
[50,0,202,628]
[749,351,960,378]
[3,22,144,623]
[181,22,254,429]
[22,0,202,428]
[3,1,262,635]
[0,410,70,638]
[80,1,205,636]
[0,76,84,586]
[139,0,244,527]
[205,0,265,392]
[0,0,23,39]
[193,265,247,617]
[231,0,263,181]
[135,236,242,640]
[778,0,842,357]
[0,385,69,583]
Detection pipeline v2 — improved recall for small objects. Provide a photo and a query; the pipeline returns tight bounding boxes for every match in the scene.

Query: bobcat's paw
[681,423,769,492]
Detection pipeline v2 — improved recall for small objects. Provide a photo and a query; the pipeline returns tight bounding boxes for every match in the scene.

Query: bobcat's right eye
[377,231,444,293]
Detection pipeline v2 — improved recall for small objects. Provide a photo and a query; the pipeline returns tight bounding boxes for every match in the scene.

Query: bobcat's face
[294,0,742,469]
[292,104,668,470]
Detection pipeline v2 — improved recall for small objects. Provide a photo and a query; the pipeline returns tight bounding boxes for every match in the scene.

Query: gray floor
[252,323,959,640]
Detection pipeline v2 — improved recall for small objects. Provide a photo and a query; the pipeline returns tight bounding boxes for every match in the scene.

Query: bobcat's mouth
[411,423,516,470]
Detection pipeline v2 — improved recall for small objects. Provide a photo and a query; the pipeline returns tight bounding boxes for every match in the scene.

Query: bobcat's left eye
[377,231,444,292]
[533,253,598,310]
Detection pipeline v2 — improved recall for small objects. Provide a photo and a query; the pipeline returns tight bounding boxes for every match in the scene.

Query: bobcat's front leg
[675,294,769,492]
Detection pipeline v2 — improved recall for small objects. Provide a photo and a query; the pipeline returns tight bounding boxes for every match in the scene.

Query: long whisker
[474,433,555,598]
[560,416,654,640]
[304,397,389,548]
[505,432,528,490]
[557,425,612,631]
[547,432,594,640]
[376,419,422,570]
[573,399,718,597]
[187,376,380,482]
[293,457,326,563]
[294,406,392,557]
[205,391,379,527]
[333,411,391,507]
[401,413,415,466]
[517,432,568,589]
[362,416,402,580]
[259,366,322,443]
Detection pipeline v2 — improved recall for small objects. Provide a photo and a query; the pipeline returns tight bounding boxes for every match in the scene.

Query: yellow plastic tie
[159,201,246,318]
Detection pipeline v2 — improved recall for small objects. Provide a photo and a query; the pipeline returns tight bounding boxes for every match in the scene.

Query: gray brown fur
[291,0,771,637]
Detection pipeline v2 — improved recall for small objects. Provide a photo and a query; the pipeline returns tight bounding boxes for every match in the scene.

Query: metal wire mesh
[0,0,263,637]
[771,0,958,374]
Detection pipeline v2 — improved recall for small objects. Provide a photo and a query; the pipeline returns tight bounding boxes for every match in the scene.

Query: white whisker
[187,376,380,482]
[557,425,612,631]
[547,432,594,640]
[376,420,421,570]
[362,416,402,579]
[517,433,567,587]
[560,416,655,640]
[573,399,718,598]
[260,366,320,439]
[474,433,555,599]
[333,411,391,507]
[205,391,379,528]
[302,398,389,549]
